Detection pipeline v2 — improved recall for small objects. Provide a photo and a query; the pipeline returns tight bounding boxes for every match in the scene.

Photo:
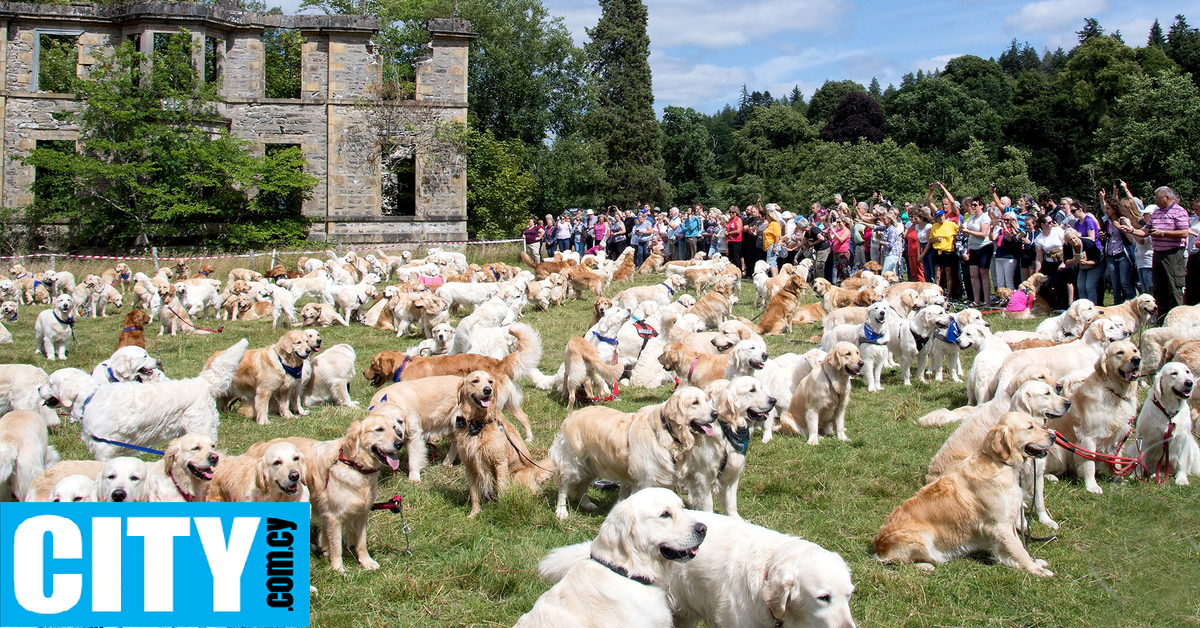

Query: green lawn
[4,251,1199,627]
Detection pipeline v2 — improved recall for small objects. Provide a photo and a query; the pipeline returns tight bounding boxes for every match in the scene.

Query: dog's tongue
[480,399,491,408]
[700,423,714,436]
[200,468,215,480]
[385,452,400,471]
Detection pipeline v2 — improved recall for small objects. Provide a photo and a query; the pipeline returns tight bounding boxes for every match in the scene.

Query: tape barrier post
[152,247,159,270]
[270,248,277,271]
[49,254,55,271]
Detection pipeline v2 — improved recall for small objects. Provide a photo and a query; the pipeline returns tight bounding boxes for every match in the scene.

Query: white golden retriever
[303,343,357,408]
[0,410,61,502]
[1128,362,1198,485]
[93,345,161,384]
[520,488,708,628]
[80,338,248,460]
[540,509,856,628]
[34,294,75,360]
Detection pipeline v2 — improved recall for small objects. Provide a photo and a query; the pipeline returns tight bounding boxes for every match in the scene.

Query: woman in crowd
[1100,192,1136,305]
[907,207,928,282]
[523,218,544,263]
[961,196,993,307]
[877,210,903,276]
[683,205,702,260]
[992,211,1023,294]
[633,210,654,266]
[929,206,960,297]
[555,214,573,256]
[829,216,853,282]
[590,213,608,256]
[1063,227,1102,304]
[607,210,627,259]
[763,206,783,275]
[1034,213,1069,309]
[726,206,743,272]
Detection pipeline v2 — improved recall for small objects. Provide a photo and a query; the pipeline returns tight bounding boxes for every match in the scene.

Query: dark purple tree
[820,91,886,144]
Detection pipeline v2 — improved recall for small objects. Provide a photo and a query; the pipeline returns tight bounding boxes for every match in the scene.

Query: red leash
[166,304,223,334]
[586,379,620,403]
[1050,424,1175,483]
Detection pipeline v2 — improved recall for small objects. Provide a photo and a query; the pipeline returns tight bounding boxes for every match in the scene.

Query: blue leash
[89,435,165,456]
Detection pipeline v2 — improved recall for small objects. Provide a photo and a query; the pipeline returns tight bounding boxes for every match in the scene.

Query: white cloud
[910,53,960,73]
[753,48,863,86]
[1110,17,1155,43]
[1005,0,1110,33]
[649,51,750,111]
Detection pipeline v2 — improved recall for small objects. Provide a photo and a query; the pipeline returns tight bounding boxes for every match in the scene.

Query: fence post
[152,247,159,270]
[249,249,256,271]
[270,249,277,271]
[50,254,56,271]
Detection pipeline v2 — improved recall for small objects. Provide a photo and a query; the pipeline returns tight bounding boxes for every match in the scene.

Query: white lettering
[194,517,260,612]
[91,517,121,612]
[12,515,82,614]
[126,517,189,612]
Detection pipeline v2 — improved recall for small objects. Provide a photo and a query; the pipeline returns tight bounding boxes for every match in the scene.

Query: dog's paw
[1176,476,1190,486]
[806,436,820,446]
[296,407,309,416]
[1039,516,1060,530]
[359,557,379,570]
[1043,474,1059,483]
[837,433,850,442]
[408,473,422,482]
[1085,483,1104,495]
[555,507,569,520]
[915,562,935,572]
[1031,565,1054,578]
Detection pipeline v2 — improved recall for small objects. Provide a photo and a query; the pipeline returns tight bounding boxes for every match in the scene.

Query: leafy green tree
[21,32,317,248]
[732,104,814,178]
[1057,34,1142,127]
[466,129,537,238]
[584,0,669,208]
[868,78,882,100]
[943,55,1013,111]
[1095,70,1200,201]
[945,139,1042,201]
[786,139,934,207]
[1005,70,1091,196]
[998,39,1042,77]
[885,77,1002,156]
[1166,14,1200,85]
[820,91,885,145]
[528,133,606,217]
[806,79,865,123]
[703,105,738,175]
[263,27,304,99]
[37,34,76,93]
[660,106,717,203]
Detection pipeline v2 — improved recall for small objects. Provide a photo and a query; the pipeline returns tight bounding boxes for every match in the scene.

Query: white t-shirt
[1135,237,1154,269]
[917,224,931,244]
[1034,226,1064,253]
[966,213,992,250]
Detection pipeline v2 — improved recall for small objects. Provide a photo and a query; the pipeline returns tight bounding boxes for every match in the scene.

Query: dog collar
[909,326,930,351]
[660,281,676,296]
[937,319,960,344]
[53,311,75,326]
[590,554,653,586]
[16,272,32,279]
[660,415,684,446]
[279,356,303,379]
[592,331,619,346]
[121,272,131,280]
[337,447,379,474]
[719,421,750,455]
[860,321,886,345]
[1151,392,1174,419]
[80,390,96,412]
[121,326,141,333]
[686,356,700,384]
[392,355,412,383]
[199,270,209,277]
[169,470,195,502]
[105,365,119,383]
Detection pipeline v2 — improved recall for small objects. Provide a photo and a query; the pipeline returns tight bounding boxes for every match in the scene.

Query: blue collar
[105,365,119,383]
[198,270,209,277]
[81,390,97,412]
[33,280,42,288]
[279,356,303,379]
[660,281,675,296]
[16,273,32,279]
[719,421,750,455]
[392,355,412,383]
[940,319,961,344]
[592,331,620,346]
[121,272,131,280]
[862,321,886,344]
[53,311,74,326]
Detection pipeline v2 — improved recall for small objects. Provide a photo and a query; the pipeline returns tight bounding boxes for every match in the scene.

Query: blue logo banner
[0,502,310,627]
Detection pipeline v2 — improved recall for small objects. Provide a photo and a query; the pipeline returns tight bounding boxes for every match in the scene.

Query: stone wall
[0,2,473,244]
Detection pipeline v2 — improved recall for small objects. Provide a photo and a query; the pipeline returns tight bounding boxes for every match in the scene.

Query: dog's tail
[538,541,592,583]
[520,250,538,268]
[917,409,961,428]
[201,338,249,397]
[500,323,543,381]
[0,441,16,493]
[528,366,560,390]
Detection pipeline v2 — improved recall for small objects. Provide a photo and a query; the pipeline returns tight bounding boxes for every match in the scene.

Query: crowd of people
[522,182,1200,320]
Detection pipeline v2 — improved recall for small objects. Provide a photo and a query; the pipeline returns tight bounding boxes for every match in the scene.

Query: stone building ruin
[0,1,474,243]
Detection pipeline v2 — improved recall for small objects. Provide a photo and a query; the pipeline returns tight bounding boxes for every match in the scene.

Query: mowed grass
[4,249,1200,628]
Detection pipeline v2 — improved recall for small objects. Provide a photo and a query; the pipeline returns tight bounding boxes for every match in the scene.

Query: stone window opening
[261,143,306,214]
[204,36,223,85]
[35,32,79,93]
[262,28,304,99]
[32,139,77,202]
[382,150,417,217]
[152,31,196,91]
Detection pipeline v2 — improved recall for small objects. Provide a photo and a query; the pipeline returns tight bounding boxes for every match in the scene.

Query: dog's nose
[767,396,777,407]
[393,440,403,450]
[710,410,718,420]
[483,386,493,396]
[760,353,769,362]
[693,522,707,538]
[111,489,127,502]
[1131,356,1142,366]
[208,453,219,466]
[1062,399,1071,411]
[288,470,300,482]
[857,361,864,369]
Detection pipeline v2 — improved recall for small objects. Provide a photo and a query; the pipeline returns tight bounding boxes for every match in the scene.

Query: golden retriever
[757,275,807,336]
[207,439,309,503]
[0,409,60,502]
[27,456,150,502]
[565,264,605,299]
[562,336,625,409]
[522,251,577,280]
[874,412,1056,576]
[1128,362,1198,484]
[250,413,403,573]
[1094,293,1157,335]
[115,309,151,351]
[685,284,735,330]
[612,248,636,281]
[206,330,313,426]
[658,338,767,390]
[778,342,862,445]
[550,386,717,519]
[367,376,461,481]
[1044,340,1141,494]
[452,371,551,517]
[300,302,348,327]
[518,488,708,628]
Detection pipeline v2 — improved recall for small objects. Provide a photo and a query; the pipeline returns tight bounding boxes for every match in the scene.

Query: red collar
[338,447,379,475]
[686,356,700,384]
[169,470,195,502]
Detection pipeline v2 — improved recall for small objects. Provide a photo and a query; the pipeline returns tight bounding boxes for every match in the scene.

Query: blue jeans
[1138,267,1154,295]
[1105,253,1135,305]
[636,241,649,266]
[882,254,900,275]
[1077,264,1104,305]
[922,248,934,284]
[574,239,584,254]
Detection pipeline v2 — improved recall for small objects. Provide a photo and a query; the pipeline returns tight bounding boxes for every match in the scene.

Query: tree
[820,91,885,145]
[1077,17,1104,44]
[584,0,669,208]
[1149,18,1167,48]
[943,55,1013,111]
[806,79,865,123]
[1166,14,1200,85]
[263,26,304,99]
[1057,34,1142,127]
[998,39,1042,77]
[465,129,537,238]
[868,77,882,100]
[945,139,1042,201]
[885,77,1002,156]
[1095,70,1200,201]
[21,32,317,249]
[660,106,718,203]
[528,133,606,217]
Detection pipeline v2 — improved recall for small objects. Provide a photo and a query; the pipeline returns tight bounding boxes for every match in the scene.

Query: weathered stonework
[0,2,475,244]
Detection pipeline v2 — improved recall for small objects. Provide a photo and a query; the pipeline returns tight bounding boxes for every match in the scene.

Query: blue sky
[274,0,1200,114]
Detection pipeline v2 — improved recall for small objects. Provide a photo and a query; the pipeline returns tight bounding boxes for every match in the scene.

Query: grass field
[3,250,1199,627]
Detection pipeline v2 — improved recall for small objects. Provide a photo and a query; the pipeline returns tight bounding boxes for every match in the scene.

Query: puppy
[451,371,550,517]
[34,294,75,360]
[518,488,708,628]
[1127,362,1198,485]
[551,387,716,519]
[250,413,403,573]
[0,410,61,502]
[207,330,313,426]
[538,509,854,628]
[778,342,861,445]
[208,440,310,503]
[874,412,1056,577]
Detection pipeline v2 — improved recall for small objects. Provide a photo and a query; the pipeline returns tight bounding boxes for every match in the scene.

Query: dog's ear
[256,456,272,495]
[662,391,696,450]
[343,420,364,453]
[763,562,796,623]
[987,424,1013,463]
[162,438,182,475]
[1094,351,1109,378]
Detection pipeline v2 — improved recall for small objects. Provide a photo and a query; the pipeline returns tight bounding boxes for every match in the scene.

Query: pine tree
[789,85,808,115]
[1077,17,1104,43]
[1148,18,1167,47]
[868,77,882,100]
[584,0,668,208]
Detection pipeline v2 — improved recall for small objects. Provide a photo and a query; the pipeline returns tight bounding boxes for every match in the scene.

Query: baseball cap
[934,209,945,217]
[900,212,909,222]
[782,211,795,220]
[586,209,594,215]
